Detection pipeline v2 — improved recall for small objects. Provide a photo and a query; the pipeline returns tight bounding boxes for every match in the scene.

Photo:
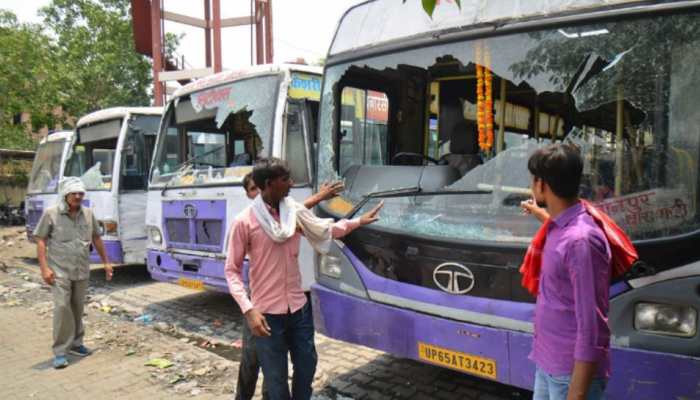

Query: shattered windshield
[27,140,67,194]
[319,13,700,243]
[150,74,280,188]
[65,118,122,191]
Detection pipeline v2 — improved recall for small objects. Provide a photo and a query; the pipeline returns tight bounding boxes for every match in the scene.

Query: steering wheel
[391,152,439,166]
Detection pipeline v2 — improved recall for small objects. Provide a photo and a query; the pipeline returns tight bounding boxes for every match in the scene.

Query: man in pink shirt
[225,158,382,400]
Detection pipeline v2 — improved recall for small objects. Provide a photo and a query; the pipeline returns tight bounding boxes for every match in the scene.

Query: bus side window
[285,102,310,185]
[339,86,389,175]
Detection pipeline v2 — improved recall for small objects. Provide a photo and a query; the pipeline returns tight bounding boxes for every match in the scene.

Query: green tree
[40,0,152,117]
[0,10,62,149]
[404,0,461,18]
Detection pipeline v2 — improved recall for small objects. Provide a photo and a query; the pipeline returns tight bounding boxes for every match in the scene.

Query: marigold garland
[475,42,494,153]
[484,49,494,151]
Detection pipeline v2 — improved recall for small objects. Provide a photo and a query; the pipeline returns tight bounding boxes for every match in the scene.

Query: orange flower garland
[475,42,494,153]
[484,49,494,151]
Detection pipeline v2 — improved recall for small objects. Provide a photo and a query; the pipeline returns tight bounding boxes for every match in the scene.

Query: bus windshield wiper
[344,187,492,218]
[344,186,419,219]
[160,144,226,195]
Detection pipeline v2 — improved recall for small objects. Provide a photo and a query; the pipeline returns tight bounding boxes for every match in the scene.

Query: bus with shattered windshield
[146,64,323,292]
[312,1,700,397]
[25,130,74,241]
[64,107,163,264]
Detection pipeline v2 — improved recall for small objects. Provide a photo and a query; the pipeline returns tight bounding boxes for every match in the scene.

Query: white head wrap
[58,177,86,211]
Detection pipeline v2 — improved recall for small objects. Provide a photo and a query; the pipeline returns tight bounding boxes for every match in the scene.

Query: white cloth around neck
[251,195,335,254]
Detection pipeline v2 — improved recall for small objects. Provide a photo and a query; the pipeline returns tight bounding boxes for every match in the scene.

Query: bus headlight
[149,227,163,245]
[634,303,697,337]
[319,254,342,278]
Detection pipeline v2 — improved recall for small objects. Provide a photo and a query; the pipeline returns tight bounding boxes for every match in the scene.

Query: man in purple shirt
[521,144,612,400]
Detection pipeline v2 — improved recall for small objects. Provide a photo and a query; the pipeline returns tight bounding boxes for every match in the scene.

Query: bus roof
[172,63,322,99]
[39,130,74,145]
[76,107,163,128]
[329,0,651,57]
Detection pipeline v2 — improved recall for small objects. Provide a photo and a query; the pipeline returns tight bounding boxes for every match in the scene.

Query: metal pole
[255,1,264,64]
[265,0,274,63]
[151,0,164,106]
[250,0,254,65]
[212,0,222,73]
[496,78,506,153]
[614,86,624,196]
[204,0,212,68]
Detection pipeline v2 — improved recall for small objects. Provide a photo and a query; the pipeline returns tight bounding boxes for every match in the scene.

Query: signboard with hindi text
[596,188,695,236]
[288,73,321,101]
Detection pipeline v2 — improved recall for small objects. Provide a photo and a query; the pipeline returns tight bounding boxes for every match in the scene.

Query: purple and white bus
[145,64,323,292]
[64,107,163,264]
[25,130,74,241]
[311,1,700,398]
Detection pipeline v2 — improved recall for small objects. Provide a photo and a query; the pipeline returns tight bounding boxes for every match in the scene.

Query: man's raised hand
[359,201,384,226]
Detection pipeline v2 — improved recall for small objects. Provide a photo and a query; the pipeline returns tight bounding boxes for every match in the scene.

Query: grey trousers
[52,278,89,356]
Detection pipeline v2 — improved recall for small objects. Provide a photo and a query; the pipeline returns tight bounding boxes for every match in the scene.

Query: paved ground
[0,226,531,399]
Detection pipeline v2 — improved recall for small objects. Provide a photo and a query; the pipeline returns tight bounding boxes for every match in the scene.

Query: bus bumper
[89,240,123,264]
[146,249,229,293]
[311,284,700,398]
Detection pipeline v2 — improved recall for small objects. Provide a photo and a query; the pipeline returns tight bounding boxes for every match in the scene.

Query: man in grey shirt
[34,177,113,369]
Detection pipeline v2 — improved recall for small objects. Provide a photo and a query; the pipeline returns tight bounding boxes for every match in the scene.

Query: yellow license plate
[418,342,497,379]
[178,277,204,291]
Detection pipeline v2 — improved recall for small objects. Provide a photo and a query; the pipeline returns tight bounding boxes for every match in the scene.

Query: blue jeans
[255,302,317,400]
[533,368,607,400]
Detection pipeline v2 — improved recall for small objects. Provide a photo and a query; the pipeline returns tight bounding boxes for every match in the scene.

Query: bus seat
[230,153,251,166]
[441,119,481,175]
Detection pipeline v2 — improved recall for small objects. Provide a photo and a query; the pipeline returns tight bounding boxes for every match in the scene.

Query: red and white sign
[596,188,695,235]
[191,85,233,112]
[367,91,389,123]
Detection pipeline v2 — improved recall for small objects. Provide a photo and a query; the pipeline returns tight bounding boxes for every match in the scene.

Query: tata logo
[183,204,197,219]
[433,262,475,294]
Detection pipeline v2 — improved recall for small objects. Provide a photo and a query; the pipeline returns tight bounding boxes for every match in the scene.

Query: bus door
[284,99,318,290]
[119,114,161,264]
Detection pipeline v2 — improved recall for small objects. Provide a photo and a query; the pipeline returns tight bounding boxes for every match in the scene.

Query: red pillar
[212,0,222,73]
[204,0,212,68]
[264,0,273,64]
[151,0,164,106]
[255,0,264,65]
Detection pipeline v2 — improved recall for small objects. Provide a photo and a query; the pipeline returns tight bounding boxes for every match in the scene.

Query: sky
[6,0,364,69]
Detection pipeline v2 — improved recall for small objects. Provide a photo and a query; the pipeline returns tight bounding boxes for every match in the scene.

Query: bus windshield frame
[317,9,700,245]
[149,73,282,190]
[27,139,67,194]
[65,118,124,191]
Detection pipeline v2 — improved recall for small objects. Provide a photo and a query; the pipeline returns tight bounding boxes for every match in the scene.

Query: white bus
[64,107,163,264]
[145,64,323,292]
[25,130,74,241]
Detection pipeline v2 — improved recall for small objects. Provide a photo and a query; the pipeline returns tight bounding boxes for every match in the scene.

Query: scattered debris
[144,358,174,369]
[0,226,238,397]
[173,380,198,394]
[21,282,41,290]
[134,314,153,324]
